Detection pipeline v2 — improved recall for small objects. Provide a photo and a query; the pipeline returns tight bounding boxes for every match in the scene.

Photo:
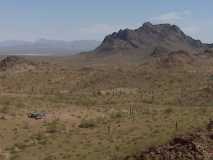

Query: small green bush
[79,119,96,128]
[164,108,174,114]
[45,119,65,133]
[110,111,123,119]
[0,106,10,114]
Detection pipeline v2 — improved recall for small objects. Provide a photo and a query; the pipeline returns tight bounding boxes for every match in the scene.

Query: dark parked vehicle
[28,112,47,120]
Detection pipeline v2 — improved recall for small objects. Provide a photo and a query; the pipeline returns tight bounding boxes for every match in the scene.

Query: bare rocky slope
[95,22,212,56]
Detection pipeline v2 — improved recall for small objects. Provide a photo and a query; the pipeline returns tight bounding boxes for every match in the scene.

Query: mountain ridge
[95,22,212,56]
[0,39,101,55]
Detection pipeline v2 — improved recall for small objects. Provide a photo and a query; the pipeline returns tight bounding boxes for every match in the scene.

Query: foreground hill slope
[0,55,212,160]
[125,121,213,160]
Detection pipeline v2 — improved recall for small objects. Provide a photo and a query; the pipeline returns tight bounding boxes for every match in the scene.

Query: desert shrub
[0,99,10,106]
[32,132,48,145]
[164,108,174,114]
[45,119,65,133]
[95,115,110,125]
[96,90,102,96]
[43,155,56,160]
[22,122,30,129]
[15,101,25,108]
[198,107,207,115]
[76,96,97,106]
[142,108,151,115]
[14,143,28,150]
[8,154,19,160]
[9,142,28,153]
[79,118,96,128]
[0,106,10,114]
[110,111,123,119]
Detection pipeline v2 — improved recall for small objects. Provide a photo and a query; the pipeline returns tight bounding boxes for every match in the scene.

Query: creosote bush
[164,108,174,114]
[45,119,65,133]
[0,105,10,114]
[79,118,96,128]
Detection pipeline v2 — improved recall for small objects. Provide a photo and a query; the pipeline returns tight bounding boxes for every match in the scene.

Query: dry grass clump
[0,105,10,114]
[44,119,66,133]
[79,118,96,128]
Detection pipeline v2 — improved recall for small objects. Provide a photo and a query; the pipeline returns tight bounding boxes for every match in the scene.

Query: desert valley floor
[0,54,212,160]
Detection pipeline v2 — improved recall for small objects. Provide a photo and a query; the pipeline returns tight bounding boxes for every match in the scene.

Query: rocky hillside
[154,50,195,67]
[124,121,213,160]
[96,22,211,55]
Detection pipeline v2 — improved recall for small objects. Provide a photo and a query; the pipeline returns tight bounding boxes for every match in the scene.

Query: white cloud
[151,10,191,23]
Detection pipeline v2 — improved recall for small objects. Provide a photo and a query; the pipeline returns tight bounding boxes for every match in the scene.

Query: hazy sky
[0,0,212,42]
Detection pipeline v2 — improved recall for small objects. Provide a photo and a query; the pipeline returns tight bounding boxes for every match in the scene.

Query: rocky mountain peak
[96,22,206,55]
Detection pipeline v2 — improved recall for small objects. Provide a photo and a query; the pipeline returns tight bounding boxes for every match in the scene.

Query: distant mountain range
[0,39,101,55]
[1,22,213,57]
[95,22,213,55]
